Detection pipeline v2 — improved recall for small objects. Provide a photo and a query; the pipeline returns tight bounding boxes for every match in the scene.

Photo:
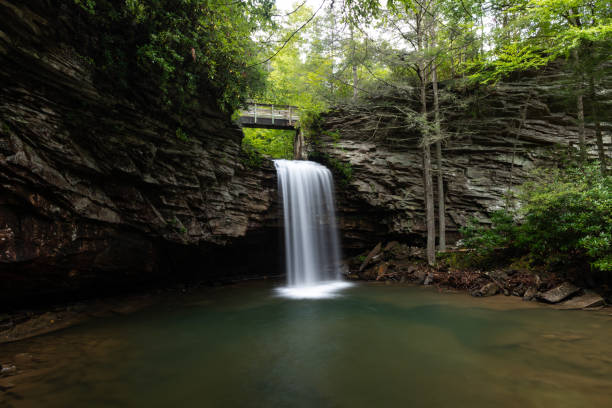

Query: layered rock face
[311,73,610,252]
[0,2,279,307]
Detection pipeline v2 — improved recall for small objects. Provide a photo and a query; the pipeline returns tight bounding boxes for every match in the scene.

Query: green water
[1,282,611,407]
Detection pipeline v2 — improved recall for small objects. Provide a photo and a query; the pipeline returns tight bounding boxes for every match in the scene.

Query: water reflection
[1,283,611,408]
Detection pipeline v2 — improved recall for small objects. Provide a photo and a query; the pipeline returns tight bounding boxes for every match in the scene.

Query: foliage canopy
[73,0,274,115]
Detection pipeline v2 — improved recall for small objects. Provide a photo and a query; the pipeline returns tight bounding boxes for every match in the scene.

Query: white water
[274,160,350,299]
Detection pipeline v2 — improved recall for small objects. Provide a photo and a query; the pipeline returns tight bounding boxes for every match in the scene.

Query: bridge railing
[239,103,300,128]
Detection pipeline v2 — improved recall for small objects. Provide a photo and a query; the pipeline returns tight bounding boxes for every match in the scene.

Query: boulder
[523,287,537,301]
[537,282,581,303]
[359,242,382,272]
[414,269,428,284]
[375,262,390,280]
[13,353,33,365]
[557,290,605,310]
[471,282,499,297]
[383,241,399,252]
[361,266,378,280]
[489,270,509,282]
[0,364,16,376]
[423,272,434,286]
[512,284,526,297]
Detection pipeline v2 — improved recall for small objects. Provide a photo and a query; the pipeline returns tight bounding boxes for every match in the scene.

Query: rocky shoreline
[346,241,609,310]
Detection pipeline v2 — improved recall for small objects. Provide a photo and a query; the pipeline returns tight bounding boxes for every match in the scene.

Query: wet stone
[538,282,581,303]
[471,282,499,297]
[523,287,537,301]
[557,290,605,310]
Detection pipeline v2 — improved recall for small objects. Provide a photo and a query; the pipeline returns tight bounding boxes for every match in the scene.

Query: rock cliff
[310,72,611,252]
[0,1,279,307]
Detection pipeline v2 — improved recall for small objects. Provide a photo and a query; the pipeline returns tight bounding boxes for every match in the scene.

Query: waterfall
[274,160,351,299]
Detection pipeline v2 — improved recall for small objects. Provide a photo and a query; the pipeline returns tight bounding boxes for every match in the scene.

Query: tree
[430,16,446,251]
[384,0,438,265]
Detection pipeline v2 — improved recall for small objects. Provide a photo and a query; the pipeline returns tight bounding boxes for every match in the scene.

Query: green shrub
[175,127,189,142]
[459,162,612,273]
[240,137,264,168]
[517,163,612,271]
[308,151,353,186]
[328,157,353,183]
[458,210,518,268]
[460,210,517,256]
[299,110,324,140]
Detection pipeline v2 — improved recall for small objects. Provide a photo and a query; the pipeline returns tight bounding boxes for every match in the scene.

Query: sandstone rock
[523,287,537,301]
[489,270,509,282]
[311,68,610,251]
[0,381,15,390]
[471,282,499,297]
[359,242,382,272]
[361,266,378,280]
[537,282,581,303]
[414,269,427,284]
[383,241,399,252]
[512,284,526,297]
[0,1,280,306]
[0,364,16,376]
[13,353,33,366]
[535,275,543,289]
[375,262,389,280]
[557,290,605,310]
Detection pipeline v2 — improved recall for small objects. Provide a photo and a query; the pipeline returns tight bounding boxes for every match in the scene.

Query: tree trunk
[435,141,445,251]
[351,26,358,101]
[431,21,445,251]
[423,142,436,265]
[417,12,436,265]
[572,48,586,163]
[577,92,586,162]
[508,95,531,207]
[590,76,607,175]
[594,120,607,175]
[329,6,336,100]
[352,64,358,101]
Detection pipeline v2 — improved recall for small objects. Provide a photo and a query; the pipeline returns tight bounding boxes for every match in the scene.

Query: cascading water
[274,160,351,299]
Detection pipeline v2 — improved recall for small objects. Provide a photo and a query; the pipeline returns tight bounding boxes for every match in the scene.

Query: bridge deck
[239,103,299,130]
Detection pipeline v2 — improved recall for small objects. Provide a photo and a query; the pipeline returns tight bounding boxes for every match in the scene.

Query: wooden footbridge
[238,102,306,159]
[239,103,299,130]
